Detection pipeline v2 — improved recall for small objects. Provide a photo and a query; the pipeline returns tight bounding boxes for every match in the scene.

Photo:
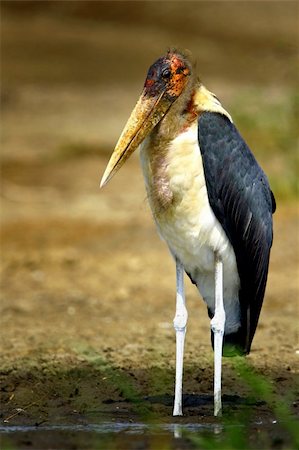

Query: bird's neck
[154,81,232,143]
[140,81,232,213]
[140,77,197,213]
[156,75,200,141]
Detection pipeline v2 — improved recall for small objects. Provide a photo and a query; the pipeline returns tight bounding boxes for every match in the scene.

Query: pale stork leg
[211,252,225,417]
[173,258,188,416]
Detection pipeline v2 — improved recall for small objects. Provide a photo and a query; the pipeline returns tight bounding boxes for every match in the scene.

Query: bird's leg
[211,252,225,417]
[173,258,188,416]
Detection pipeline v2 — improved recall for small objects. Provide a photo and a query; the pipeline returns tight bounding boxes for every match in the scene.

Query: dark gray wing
[198,111,275,354]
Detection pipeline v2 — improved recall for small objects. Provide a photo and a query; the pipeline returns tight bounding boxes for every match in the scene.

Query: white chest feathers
[140,122,240,333]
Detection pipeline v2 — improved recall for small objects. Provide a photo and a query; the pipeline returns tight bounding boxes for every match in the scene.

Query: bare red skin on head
[167,54,191,97]
[145,78,155,88]
[143,52,191,99]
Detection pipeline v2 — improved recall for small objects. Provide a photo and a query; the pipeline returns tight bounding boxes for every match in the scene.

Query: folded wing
[198,112,275,353]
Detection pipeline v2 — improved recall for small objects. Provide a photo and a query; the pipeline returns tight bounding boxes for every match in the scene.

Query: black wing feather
[198,112,275,354]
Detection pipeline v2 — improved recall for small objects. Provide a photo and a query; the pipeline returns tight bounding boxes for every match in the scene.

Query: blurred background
[2,1,298,202]
[1,1,299,442]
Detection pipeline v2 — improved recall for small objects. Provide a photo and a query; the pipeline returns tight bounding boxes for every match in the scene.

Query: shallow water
[0,418,290,450]
[0,421,223,434]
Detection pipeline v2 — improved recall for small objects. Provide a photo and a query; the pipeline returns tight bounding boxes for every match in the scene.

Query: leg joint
[173,307,188,331]
[211,309,226,334]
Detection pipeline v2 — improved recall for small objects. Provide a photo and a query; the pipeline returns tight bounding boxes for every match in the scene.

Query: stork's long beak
[100,89,173,187]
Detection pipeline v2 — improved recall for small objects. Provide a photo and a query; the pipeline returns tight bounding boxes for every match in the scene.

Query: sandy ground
[1,155,298,448]
[1,3,298,449]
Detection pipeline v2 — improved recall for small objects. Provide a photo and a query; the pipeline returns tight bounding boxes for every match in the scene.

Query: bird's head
[100,50,192,187]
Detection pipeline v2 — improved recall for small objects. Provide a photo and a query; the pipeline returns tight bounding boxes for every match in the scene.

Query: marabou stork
[100,50,276,417]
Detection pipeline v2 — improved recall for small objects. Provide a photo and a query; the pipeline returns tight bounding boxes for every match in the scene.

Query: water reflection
[1,419,292,450]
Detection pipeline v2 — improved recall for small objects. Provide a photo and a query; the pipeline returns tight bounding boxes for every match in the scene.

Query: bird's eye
[162,69,171,79]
